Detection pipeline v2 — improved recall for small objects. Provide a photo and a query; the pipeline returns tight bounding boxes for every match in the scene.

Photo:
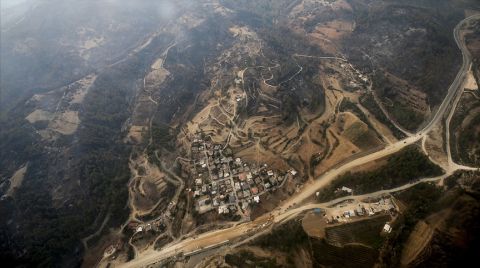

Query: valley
[1,1,479,267]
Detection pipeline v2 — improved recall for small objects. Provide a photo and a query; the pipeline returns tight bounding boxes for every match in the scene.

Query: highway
[118,15,479,268]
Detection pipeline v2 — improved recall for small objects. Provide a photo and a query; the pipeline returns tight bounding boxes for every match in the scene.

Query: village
[189,136,297,217]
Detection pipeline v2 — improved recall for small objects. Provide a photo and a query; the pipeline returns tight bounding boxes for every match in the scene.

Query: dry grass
[127,154,171,214]
[132,162,169,213]
[49,110,80,135]
[25,109,54,123]
[313,19,354,41]
[126,125,145,144]
[235,143,290,171]
[425,123,448,167]
[6,164,28,197]
[464,70,478,90]
[70,75,96,104]
[400,209,452,266]
[302,211,327,239]
[145,65,170,89]
[400,220,434,266]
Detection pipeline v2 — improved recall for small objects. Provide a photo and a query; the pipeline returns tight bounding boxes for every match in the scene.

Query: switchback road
[118,15,479,268]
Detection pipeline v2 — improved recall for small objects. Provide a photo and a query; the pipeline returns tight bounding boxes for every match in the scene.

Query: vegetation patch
[316,145,443,202]
[250,217,379,268]
[225,250,281,268]
[151,123,174,151]
[380,175,480,267]
[339,98,377,136]
[310,240,379,268]
[254,219,309,251]
[387,103,424,132]
[450,93,480,166]
[360,93,406,139]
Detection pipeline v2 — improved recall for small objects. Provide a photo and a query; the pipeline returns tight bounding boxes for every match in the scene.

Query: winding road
[118,15,479,268]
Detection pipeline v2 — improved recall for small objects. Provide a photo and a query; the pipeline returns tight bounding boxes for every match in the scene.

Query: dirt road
[120,168,458,268]
[117,15,480,268]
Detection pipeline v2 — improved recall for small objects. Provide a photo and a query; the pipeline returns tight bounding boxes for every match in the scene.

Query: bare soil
[302,211,327,239]
[5,164,28,197]
[464,70,479,90]
[400,220,434,266]
[25,109,54,123]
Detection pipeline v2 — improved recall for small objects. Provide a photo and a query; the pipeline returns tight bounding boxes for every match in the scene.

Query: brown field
[25,109,54,123]
[129,155,171,214]
[49,110,81,135]
[400,209,452,266]
[302,211,327,239]
[69,74,96,104]
[356,103,398,144]
[313,19,354,41]
[425,122,448,167]
[125,125,145,144]
[235,143,290,171]
[400,221,434,266]
[313,114,361,176]
[6,164,28,197]
[24,75,96,140]
[464,70,478,90]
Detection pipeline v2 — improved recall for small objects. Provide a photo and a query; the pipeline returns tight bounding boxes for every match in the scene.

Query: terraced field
[325,215,391,249]
[311,240,379,268]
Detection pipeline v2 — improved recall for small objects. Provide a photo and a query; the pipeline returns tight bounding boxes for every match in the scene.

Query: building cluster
[339,62,369,90]
[190,137,296,215]
[128,219,166,234]
[327,198,397,224]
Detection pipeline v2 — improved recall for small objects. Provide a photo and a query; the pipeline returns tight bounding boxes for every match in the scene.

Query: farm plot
[311,240,379,268]
[325,215,390,249]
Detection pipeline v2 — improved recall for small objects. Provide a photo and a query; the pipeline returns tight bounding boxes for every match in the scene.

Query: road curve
[120,167,455,268]
[422,15,479,133]
[444,14,480,168]
[118,15,479,268]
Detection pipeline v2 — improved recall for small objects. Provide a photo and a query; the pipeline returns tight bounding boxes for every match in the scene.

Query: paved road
[422,15,479,133]
[444,14,480,168]
[118,15,479,268]
[281,172,452,221]
[120,169,454,268]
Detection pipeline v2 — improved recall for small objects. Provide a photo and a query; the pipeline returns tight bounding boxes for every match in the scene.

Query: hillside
[0,0,479,267]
